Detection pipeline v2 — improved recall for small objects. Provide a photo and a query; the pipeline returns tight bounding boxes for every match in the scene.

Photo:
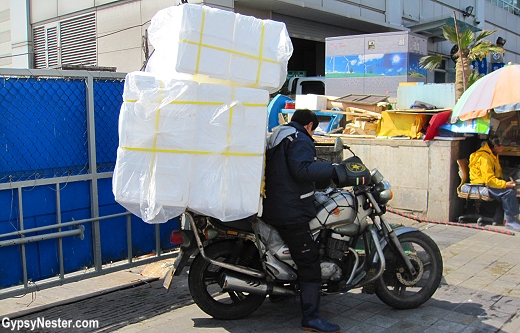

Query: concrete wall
[325,31,428,98]
[2,0,520,71]
[0,0,11,67]
[336,138,475,222]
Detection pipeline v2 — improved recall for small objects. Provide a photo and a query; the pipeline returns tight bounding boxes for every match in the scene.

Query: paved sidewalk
[2,213,520,332]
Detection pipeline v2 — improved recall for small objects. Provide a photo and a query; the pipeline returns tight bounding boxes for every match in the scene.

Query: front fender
[372,227,419,265]
[379,227,418,248]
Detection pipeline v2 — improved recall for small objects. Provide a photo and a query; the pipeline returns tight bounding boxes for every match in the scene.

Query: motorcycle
[163,140,443,320]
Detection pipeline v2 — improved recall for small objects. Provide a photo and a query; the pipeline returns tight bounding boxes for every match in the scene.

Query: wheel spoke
[203,277,219,286]
[229,291,246,303]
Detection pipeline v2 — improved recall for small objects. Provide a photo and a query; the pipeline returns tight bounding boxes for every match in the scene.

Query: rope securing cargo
[386,207,515,236]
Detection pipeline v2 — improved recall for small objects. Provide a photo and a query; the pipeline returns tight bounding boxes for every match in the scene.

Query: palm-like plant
[419,26,504,100]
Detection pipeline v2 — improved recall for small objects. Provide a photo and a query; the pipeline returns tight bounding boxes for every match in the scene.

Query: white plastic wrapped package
[113,72,198,223]
[188,84,269,221]
[147,4,293,93]
[113,72,269,223]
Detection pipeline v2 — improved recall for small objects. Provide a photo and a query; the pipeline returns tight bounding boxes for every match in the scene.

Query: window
[33,13,96,69]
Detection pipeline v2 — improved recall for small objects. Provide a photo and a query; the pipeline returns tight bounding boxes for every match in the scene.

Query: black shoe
[300,282,341,333]
[302,318,340,333]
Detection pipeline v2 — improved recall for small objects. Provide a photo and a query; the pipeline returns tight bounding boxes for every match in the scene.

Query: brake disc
[396,254,424,286]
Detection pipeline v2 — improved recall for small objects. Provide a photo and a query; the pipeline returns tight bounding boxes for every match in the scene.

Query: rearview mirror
[334,137,345,153]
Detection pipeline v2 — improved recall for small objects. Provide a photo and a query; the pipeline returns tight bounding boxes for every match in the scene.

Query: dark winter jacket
[261,122,337,226]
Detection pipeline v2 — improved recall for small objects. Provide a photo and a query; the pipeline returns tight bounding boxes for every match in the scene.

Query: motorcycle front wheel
[375,231,443,309]
[188,240,266,320]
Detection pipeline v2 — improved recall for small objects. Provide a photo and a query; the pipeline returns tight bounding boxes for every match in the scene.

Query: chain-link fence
[0,77,89,182]
[0,69,179,298]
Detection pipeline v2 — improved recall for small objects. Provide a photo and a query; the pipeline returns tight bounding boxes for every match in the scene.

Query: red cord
[386,207,515,236]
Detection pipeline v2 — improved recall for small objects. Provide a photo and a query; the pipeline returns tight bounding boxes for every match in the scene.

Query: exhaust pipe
[219,271,296,296]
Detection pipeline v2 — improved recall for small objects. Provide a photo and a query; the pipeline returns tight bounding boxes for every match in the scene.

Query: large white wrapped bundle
[188,84,269,221]
[147,4,293,93]
[113,72,198,223]
[114,72,269,223]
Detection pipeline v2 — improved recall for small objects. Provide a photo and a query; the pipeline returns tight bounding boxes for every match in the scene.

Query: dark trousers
[488,187,519,218]
[276,223,321,283]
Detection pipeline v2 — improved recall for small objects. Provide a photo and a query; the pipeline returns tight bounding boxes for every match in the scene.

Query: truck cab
[287,76,325,95]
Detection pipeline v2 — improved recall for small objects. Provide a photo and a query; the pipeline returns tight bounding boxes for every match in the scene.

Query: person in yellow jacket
[469,135,520,231]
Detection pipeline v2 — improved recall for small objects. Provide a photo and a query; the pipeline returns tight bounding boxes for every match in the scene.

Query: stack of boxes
[112,4,293,223]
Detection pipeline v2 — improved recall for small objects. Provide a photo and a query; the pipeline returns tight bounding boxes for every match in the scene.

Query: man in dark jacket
[262,109,341,333]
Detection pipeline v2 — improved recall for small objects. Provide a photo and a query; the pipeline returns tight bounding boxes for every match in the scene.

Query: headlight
[378,181,393,203]
[370,168,384,184]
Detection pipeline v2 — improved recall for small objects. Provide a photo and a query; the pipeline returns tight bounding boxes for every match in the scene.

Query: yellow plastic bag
[376,111,427,139]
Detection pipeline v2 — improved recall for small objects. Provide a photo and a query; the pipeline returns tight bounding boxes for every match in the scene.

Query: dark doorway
[288,38,325,77]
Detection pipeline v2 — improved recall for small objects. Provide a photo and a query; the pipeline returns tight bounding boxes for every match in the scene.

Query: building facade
[0,0,519,83]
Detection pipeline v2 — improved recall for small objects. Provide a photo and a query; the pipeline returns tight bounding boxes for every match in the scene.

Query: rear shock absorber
[237,241,257,267]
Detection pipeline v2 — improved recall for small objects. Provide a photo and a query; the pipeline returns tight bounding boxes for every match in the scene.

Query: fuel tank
[309,190,365,231]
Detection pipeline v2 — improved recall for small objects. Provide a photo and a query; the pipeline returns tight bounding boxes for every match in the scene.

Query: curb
[4,277,158,320]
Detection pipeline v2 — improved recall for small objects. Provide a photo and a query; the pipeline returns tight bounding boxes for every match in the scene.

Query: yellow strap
[254,23,265,86]
[124,99,266,107]
[195,8,206,74]
[178,39,279,64]
[122,146,262,157]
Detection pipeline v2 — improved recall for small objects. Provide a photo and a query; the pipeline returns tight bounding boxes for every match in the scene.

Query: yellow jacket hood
[468,143,506,189]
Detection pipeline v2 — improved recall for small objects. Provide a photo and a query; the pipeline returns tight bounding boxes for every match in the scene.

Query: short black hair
[482,133,502,148]
[291,109,319,130]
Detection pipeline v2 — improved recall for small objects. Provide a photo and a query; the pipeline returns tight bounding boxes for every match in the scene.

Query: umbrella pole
[453,10,467,94]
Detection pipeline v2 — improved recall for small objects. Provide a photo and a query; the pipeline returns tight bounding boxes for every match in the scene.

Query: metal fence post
[86,73,102,272]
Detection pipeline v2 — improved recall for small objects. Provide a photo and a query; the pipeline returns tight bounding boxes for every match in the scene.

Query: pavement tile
[383,320,431,333]
[452,302,489,316]
[338,307,376,321]
[362,313,400,328]
[400,312,440,327]
[333,295,365,307]
[443,272,473,285]
[423,319,467,332]
[327,315,360,330]
[320,300,351,313]
[443,311,479,325]
[354,300,388,313]
[345,321,387,333]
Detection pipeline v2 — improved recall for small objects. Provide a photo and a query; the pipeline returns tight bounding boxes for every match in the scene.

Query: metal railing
[487,0,520,15]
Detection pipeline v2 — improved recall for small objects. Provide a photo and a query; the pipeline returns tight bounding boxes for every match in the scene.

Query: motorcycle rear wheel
[188,240,266,320]
[375,231,443,309]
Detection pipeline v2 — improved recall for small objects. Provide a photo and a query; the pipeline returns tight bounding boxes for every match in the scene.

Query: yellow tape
[227,90,234,152]
[145,81,164,193]
[124,99,266,107]
[122,146,262,157]
[179,39,279,65]
[255,23,265,86]
[122,90,266,160]
[195,8,206,74]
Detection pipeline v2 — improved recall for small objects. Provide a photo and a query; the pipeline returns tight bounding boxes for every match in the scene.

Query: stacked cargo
[113,4,293,223]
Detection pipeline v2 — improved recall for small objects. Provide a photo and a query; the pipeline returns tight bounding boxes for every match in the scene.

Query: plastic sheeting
[113,72,269,223]
[439,113,491,135]
[146,4,293,93]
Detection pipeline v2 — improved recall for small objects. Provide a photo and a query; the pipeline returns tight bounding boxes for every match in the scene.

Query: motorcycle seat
[209,217,254,233]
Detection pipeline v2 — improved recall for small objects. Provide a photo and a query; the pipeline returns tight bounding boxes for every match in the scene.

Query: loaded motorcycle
[163,140,443,320]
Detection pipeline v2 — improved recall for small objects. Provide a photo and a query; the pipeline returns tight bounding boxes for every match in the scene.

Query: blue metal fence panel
[94,79,124,173]
[0,77,88,183]
[0,72,180,292]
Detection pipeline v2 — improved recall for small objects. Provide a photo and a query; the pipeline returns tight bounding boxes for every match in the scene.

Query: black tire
[188,240,266,320]
[375,231,443,309]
